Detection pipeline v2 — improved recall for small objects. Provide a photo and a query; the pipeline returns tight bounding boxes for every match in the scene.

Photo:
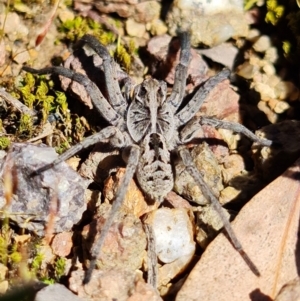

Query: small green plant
[58,16,136,71]
[59,16,115,44]
[0,137,10,150]
[0,224,22,268]
[18,114,33,136]
[18,73,69,124]
[54,257,66,280]
[265,0,285,25]
[55,140,70,154]
[31,252,44,276]
[114,38,136,72]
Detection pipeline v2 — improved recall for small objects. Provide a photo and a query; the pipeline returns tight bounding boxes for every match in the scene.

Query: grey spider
[23,32,273,285]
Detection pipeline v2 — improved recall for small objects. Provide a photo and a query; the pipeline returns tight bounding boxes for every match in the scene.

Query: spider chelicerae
[23,32,273,284]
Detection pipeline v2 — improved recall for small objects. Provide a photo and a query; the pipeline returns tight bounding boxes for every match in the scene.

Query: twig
[0,88,36,117]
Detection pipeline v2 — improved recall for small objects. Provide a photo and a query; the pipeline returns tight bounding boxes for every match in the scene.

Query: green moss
[18,114,33,136]
[265,0,285,25]
[31,252,43,274]
[114,37,136,72]
[55,140,70,154]
[282,40,292,55]
[244,0,260,10]
[58,16,136,70]
[54,257,66,280]
[0,225,22,268]
[18,73,68,124]
[59,16,115,44]
[0,137,10,150]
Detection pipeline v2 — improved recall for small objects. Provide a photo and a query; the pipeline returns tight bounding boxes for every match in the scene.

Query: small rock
[126,18,146,38]
[134,1,161,23]
[144,208,195,286]
[262,63,276,76]
[275,81,299,101]
[195,205,231,248]
[264,47,279,63]
[144,208,195,264]
[0,12,28,40]
[175,143,224,205]
[51,232,73,257]
[257,101,277,123]
[69,268,162,301]
[82,203,146,272]
[0,263,8,281]
[252,35,271,52]
[58,9,75,23]
[0,143,88,235]
[34,283,84,301]
[222,154,246,183]
[246,29,261,42]
[273,100,290,114]
[198,42,239,69]
[149,19,168,36]
[0,280,8,294]
[252,82,277,100]
[103,168,156,217]
[236,62,258,79]
[147,34,208,86]
[164,191,193,209]
[219,186,241,205]
[167,0,248,47]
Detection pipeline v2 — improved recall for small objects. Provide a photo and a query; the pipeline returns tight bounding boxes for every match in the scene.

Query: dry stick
[0,88,36,117]
[179,147,260,277]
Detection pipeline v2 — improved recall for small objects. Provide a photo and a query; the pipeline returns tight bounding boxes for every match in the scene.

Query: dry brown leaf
[176,156,300,301]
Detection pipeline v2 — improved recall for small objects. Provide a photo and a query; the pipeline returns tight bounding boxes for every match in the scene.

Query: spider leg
[83,145,140,284]
[175,69,231,127]
[178,147,260,276]
[144,223,158,288]
[79,35,127,116]
[31,126,126,176]
[22,66,125,128]
[199,116,273,146]
[167,31,191,113]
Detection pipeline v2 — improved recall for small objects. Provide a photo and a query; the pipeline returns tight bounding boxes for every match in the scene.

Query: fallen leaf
[176,156,300,301]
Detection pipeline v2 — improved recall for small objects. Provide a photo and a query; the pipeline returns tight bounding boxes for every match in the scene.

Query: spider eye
[139,86,147,98]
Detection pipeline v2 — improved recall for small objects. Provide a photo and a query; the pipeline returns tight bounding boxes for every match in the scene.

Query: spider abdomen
[136,133,173,203]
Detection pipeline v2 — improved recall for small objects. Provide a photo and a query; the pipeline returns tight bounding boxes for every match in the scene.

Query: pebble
[167,0,248,47]
[69,268,162,301]
[0,143,88,235]
[252,35,271,52]
[82,203,146,272]
[126,18,146,38]
[34,283,84,301]
[144,208,195,286]
[144,208,195,264]
[51,232,73,257]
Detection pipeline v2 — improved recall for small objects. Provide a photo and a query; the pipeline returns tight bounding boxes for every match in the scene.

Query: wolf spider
[23,32,272,284]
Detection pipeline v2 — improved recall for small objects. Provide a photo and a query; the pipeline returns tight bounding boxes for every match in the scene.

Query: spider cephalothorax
[23,32,273,285]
